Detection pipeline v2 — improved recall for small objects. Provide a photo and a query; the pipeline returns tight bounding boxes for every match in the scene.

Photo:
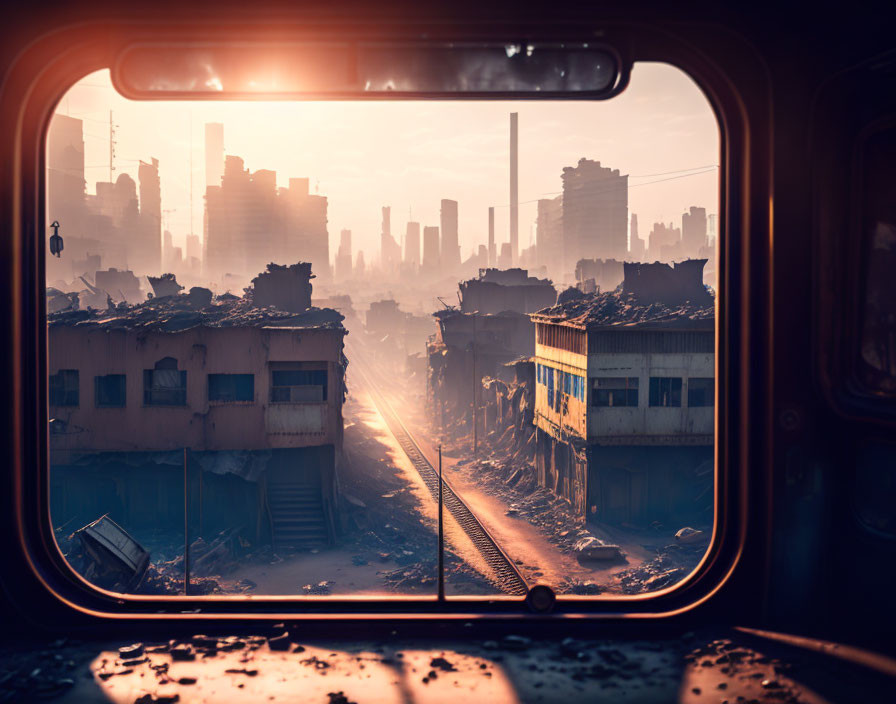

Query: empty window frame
[94,374,126,407]
[143,357,187,406]
[49,370,79,406]
[687,377,714,407]
[593,377,639,407]
[649,376,682,407]
[270,363,328,403]
[208,373,254,402]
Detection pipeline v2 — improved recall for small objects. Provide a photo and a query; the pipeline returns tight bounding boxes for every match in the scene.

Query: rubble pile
[459,457,591,553]
[47,288,345,333]
[533,289,714,329]
[0,638,89,701]
[615,542,707,594]
[480,374,536,464]
[379,553,493,594]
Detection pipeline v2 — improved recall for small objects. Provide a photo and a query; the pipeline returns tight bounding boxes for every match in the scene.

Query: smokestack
[488,206,496,267]
[510,112,519,265]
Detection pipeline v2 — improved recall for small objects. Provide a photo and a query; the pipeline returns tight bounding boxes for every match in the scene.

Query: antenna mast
[109,110,116,183]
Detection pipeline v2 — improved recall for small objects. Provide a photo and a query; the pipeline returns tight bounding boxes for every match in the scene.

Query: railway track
[348,348,529,597]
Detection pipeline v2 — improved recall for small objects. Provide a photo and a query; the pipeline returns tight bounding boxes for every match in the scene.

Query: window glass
[687,377,714,407]
[858,127,896,395]
[593,377,639,407]
[649,377,682,407]
[270,368,327,403]
[49,370,79,406]
[46,61,717,600]
[143,358,187,406]
[208,373,254,402]
[95,374,126,407]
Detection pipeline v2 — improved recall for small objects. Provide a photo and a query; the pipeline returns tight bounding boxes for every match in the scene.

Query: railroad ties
[350,350,528,597]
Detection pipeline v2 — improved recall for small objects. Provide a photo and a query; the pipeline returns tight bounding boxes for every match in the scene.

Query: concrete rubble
[47,284,345,333]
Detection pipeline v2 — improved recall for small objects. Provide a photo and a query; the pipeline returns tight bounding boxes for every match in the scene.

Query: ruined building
[48,276,347,552]
[574,258,625,293]
[561,158,628,274]
[94,268,142,304]
[529,259,714,526]
[622,259,712,305]
[458,268,557,315]
[250,262,314,313]
[427,268,557,433]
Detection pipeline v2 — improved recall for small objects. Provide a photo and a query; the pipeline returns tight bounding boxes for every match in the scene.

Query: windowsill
[208,400,255,405]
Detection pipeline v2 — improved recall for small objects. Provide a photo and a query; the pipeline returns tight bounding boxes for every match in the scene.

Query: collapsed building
[94,268,142,303]
[48,265,347,556]
[458,267,556,315]
[427,268,556,434]
[529,259,714,527]
[574,258,625,293]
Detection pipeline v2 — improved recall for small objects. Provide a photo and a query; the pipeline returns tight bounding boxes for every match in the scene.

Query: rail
[348,346,528,597]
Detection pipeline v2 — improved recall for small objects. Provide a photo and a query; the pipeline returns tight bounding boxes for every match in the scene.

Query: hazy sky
[56,63,718,260]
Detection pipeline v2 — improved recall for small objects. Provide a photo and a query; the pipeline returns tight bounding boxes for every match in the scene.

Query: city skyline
[53,62,718,265]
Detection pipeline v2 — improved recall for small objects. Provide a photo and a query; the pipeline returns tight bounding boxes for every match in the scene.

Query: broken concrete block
[675,527,705,544]
[574,536,623,561]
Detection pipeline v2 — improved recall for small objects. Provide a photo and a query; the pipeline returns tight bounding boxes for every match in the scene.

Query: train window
[45,56,719,606]
[858,126,896,396]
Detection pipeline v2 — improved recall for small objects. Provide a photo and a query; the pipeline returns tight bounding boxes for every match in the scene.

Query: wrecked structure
[250,261,314,313]
[622,259,713,304]
[458,267,556,315]
[574,258,625,293]
[428,267,557,433]
[147,272,184,299]
[427,314,535,434]
[48,280,347,556]
[428,268,558,433]
[529,259,715,526]
[95,267,142,303]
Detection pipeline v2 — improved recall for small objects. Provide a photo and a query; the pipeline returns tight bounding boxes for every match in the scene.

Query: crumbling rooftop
[531,289,714,329]
[47,290,345,333]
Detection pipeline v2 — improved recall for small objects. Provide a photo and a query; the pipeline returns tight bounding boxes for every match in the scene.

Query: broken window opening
[649,376,682,407]
[49,369,79,406]
[208,373,254,402]
[143,357,187,406]
[687,377,714,407]
[593,377,639,407]
[270,363,328,403]
[94,374,126,408]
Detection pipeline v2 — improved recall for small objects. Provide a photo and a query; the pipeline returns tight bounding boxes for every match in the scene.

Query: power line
[492,165,718,209]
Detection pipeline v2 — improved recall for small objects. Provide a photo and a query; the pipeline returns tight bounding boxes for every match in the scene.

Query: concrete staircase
[267,483,329,551]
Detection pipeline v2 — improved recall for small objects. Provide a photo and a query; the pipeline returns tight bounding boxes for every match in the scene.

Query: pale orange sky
[55,62,719,261]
